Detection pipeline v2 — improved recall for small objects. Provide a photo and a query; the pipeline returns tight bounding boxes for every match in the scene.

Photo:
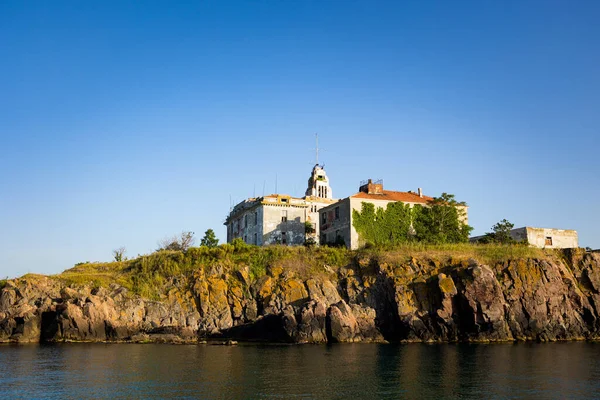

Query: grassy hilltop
[50,242,549,300]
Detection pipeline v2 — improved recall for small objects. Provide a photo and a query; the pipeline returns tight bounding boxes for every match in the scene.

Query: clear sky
[1,1,599,278]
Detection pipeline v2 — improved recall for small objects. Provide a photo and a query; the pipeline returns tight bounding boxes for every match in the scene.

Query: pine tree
[200,229,219,248]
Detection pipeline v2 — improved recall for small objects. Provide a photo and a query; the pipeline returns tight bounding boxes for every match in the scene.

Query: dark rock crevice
[40,311,58,342]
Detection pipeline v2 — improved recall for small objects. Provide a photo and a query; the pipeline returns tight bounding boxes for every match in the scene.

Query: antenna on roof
[312,132,326,166]
[315,132,319,165]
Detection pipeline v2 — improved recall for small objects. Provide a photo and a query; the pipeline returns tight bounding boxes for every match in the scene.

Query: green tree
[477,219,516,244]
[414,193,472,243]
[200,229,219,247]
[304,221,316,234]
[304,221,316,247]
[491,219,515,243]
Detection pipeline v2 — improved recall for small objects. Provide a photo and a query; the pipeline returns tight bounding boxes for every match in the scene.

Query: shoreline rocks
[2,250,600,345]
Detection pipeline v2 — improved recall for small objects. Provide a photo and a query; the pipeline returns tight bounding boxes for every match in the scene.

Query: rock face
[2,250,600,344]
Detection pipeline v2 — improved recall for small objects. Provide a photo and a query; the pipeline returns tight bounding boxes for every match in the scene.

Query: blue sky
[1,1,598,278]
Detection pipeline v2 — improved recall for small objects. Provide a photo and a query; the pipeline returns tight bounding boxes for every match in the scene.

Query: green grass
[46,243,563,299]
[51,244,352,298]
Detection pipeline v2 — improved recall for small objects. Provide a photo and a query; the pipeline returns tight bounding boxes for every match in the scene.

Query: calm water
[1,342,600,399]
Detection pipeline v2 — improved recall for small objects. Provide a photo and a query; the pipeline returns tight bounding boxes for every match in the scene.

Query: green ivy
[352,194,472,246]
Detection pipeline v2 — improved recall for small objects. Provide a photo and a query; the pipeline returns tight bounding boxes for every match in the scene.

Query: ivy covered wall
[352,194,472,246]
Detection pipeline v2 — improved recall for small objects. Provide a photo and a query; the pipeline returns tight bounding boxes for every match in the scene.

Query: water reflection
[1,342,600,399]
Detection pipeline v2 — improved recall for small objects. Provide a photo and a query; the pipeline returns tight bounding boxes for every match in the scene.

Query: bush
[232,238,252,252]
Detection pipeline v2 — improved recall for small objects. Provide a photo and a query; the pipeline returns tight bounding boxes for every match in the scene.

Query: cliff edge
[2,245,599,344]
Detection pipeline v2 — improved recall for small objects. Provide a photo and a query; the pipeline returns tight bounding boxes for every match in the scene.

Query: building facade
[224,164,337,246]
[470,227,578,248]
[509,227,577,248]
[318,179,460,249]
[319,179,469,250]
[225,194,308,246]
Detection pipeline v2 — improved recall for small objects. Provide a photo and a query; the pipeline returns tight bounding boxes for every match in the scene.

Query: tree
[304,221,316,247]
[158,231,195,251]
[478,219,516,244]
[200,229,219,247]
[112,247,126,262]
[491,219,515,243]
[414,193,472,243]
[304,221,316,235]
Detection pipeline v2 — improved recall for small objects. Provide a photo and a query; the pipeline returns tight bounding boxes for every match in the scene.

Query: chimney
[359,179,383,194]
[418,188,423,198]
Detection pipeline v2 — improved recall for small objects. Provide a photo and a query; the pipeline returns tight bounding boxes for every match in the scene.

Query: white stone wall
[262,204,307,246]
[524,227,578,249]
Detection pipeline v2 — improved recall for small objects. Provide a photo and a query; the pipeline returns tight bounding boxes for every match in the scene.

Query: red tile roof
[350,190,434,204]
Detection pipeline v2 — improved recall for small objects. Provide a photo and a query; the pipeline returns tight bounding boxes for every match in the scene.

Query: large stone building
[318,179,466,249]
[224,164,337,246]
[471,227,578,248]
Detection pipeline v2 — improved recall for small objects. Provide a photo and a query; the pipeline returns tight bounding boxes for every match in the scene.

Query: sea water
[1,342,600,399]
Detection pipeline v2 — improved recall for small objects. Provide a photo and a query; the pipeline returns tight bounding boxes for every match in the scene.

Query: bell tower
[305,133,333,199]
[305,164,333,199]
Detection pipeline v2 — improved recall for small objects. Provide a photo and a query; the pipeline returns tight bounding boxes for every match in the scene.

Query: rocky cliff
[2,247,600,344]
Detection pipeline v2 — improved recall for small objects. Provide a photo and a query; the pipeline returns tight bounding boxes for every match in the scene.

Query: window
[244,215,248,228]
[281,198,288,203]
[321,212,327,224]
[545,236,553,246]
[281,231,287,245]
[254,212,258,225]
[281,210,288,222]
[254,233,258,245]
[335,206,340,220]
